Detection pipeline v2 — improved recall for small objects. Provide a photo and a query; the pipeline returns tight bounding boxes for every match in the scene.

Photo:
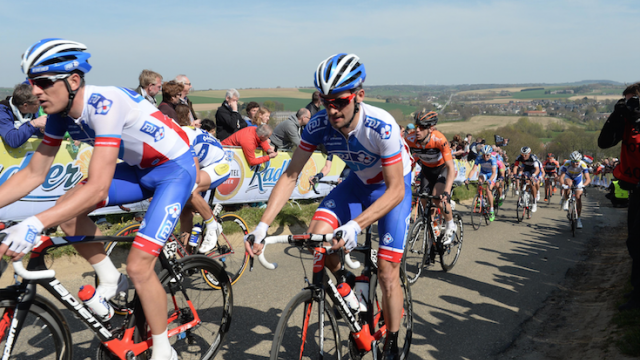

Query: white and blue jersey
[560,160,588,184]
[475,154,497,177]
[182,126,230,190]
[42,85,196,257]
[299,103,412,263]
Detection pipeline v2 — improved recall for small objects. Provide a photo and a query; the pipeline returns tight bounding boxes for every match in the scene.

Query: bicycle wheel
[270,289,342,360]
[470,195,482,230]
[355,268,412,359]
[492,188,500,217]
[402,218,428,285]
[569,200,576,237]
[440,212,463,272]
[516,194,525,222]
[158,255,233,360]
[201,213,249,288]
[0,293,73,360]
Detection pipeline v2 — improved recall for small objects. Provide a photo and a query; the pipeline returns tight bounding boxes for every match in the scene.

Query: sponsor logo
[356,151,376,165]
[156,203,181,241]
[326,199,336,209]
[88,93,113,115]
[31,66,49,73]
[25,225,39,244]
[215,150,244,200]
[140,121,165,142]
[313,251,325,273]
[0,152,83,196]
[248,159,291,194]
[64,60,79,71]
[306,118,324,135]
[382,233,393,245]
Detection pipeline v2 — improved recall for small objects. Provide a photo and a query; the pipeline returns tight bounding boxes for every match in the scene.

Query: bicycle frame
[0,235,201,360]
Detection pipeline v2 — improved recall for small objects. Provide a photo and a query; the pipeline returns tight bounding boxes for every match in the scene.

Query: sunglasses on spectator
[29,74,71,90]
[320,92,357,110]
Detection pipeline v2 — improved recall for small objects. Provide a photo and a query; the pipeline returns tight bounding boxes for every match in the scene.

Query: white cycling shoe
[442,223,457,246]
[531,203,537,213]
[199,220,221,253]
[515,190,519,196]
[562,201,568,211]
[151,347,177,360]
[577,218,583,229]
[98,273,128,301]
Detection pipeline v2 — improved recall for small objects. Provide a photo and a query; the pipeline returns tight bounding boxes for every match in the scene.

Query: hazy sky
[1,0,638,90]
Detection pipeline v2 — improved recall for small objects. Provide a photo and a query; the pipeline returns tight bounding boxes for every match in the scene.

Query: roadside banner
[0,139,342,221]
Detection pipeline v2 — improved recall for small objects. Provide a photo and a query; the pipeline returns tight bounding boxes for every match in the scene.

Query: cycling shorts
[418,164,448,195]
[478,172,496,187]
[564,174,584,189]
[102,151,197,256]
[201,158,231,190]
[523,171,542,180]
[312,173,412,263]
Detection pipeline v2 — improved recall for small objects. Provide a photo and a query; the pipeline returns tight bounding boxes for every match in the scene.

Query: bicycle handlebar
[312,180,341,195]
[13,260,56,280]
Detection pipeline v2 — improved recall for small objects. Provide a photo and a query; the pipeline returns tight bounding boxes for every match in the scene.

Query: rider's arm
[444,159,455,193]
[0,142,58,208]
[36,145,120,228]
[467,164,477,181]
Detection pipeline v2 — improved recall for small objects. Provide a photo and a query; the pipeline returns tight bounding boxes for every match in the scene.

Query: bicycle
[403,191,464,284]
[544,174,557,204]
[566,185,578,237]
[0,234,232,360]
[469,179,494,230]
[255,229,413,359]
[104,192,249,289]
[516,176,534,222]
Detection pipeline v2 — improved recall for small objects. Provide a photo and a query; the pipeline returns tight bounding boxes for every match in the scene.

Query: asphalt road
[15,187,623,360]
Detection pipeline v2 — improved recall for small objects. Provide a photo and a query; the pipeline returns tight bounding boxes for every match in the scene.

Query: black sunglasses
[29,74,71,90]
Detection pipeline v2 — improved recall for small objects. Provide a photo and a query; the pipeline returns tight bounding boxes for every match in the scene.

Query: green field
[188,95,225,104]
[510,89,574,100]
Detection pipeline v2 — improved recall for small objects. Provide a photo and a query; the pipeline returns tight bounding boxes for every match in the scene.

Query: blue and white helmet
[481,145,493,155]
[21,38,91,77]
[569,151,582,162]
[314,53,366,95]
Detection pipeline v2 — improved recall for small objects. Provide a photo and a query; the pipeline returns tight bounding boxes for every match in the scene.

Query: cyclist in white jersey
[559,151,591,228]
[246,53,412,359]
[0,39,193,360]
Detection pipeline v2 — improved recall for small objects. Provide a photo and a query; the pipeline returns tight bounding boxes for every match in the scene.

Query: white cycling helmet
[520,146,531,155]
[314,53,366,95]
[21,38,91,76]
[569,151,582,162]
[480,145,493,155]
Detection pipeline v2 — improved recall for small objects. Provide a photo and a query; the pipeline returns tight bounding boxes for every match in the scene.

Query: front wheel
[0,293,73,360]
[470,195,482,230]
[569,200,577,237]
[440,212,463,272]
[201,213,250,288]
[270,290,342,360]
[402,218,428,285]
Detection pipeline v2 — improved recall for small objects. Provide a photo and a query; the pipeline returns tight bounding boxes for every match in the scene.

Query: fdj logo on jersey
[364,117,392,140]
[248,160,291,194]
[140,121,165,142]
[156,203,181,241]
[88,93,113,115]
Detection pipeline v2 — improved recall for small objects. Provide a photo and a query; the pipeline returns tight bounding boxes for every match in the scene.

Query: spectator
[221,124,277,166]
[0,84,46,148]
[305,90,322,118]
[253,107,271,127]
[216,89,245,141]
[158,81,183,121]
[270,108,311,151]
[135,69,162,106]
[200,118,216,137]
[175,74,198,123]
[399,125,405,138]
[406,123,415,136]
[174,103,191,127]
[243,101,260,127]
[451,134,466,160]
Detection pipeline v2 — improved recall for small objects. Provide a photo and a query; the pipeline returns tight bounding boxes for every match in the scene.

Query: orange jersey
[404,130,452,167]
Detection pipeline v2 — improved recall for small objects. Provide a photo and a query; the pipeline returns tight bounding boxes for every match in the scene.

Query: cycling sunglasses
[417,123,435,130]
[28,74,71,90]
[320,92,357,110]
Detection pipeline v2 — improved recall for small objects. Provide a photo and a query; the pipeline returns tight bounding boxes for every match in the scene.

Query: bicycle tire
[570,200,576,237]
[201,213,250,288]
[470,195,482,230]
[402,218,428,285]
[270,289,342,360]
[440,212,463,272]
[358,268,412,359]
[0,293,73,360]
[492,188,500,217]
[157,255,233,360]
[516,194,525,222]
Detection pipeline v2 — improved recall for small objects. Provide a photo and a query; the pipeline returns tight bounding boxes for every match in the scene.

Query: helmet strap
[61,76,84,118]
[340,101,360,131]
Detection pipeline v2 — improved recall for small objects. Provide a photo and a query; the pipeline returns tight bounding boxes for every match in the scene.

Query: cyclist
[175,107,231,253]
[543,153,560,202]
[0,39,193,360]
[404,110,457,244]
[491,145,507,206]
[511,146,541,213]
[246,53,412,359]
[559,151,591,229]
[466,145,498,221]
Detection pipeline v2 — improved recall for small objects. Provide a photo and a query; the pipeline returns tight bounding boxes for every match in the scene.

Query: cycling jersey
[560,160,588,180]
[404,130,452,168]
[43,85,196,256]
[182,126,230,190]
[474,154,498,176]
[491,152,506,170]
[301,103,412,263]
[543,159,560,173]
[514,154,540,173]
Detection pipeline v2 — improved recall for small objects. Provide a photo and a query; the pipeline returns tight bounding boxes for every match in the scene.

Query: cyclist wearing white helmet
[559,151,591,228]
[0,38,196,360]
[466,144,499,221]
[511,146,541,212]
[247,53,412,359]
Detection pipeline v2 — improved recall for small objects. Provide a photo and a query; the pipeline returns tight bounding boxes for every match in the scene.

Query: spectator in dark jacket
[0,84,46,148]
[216,89,245,141]
[305,91,321,118]
[270,108,310,151]
[158,81,183,121]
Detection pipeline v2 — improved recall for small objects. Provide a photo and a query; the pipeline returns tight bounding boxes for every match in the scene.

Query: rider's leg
[178,202,195,245]
[377,259,402,332]
[433,182,452,223]
[576,189,583,217]
[487,182,494,210]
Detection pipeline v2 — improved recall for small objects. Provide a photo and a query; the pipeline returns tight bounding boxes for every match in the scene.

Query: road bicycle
[516,176,534,222]
[0,234,232,360]
[402,191,464,284]
[254,228,413,359]
[565,185,579,237]
[544,174,558,204]
[104,192,249,290]
[469,179,495,230]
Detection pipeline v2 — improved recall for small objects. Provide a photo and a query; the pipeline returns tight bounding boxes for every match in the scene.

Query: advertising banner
[0,139,342,221]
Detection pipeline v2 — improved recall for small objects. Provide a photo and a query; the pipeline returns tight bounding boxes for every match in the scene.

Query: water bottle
[78,285,113,322]
[433,212,441,237]
[189,225,202,247]
[353,276,369,311]
[337,283,363,313]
